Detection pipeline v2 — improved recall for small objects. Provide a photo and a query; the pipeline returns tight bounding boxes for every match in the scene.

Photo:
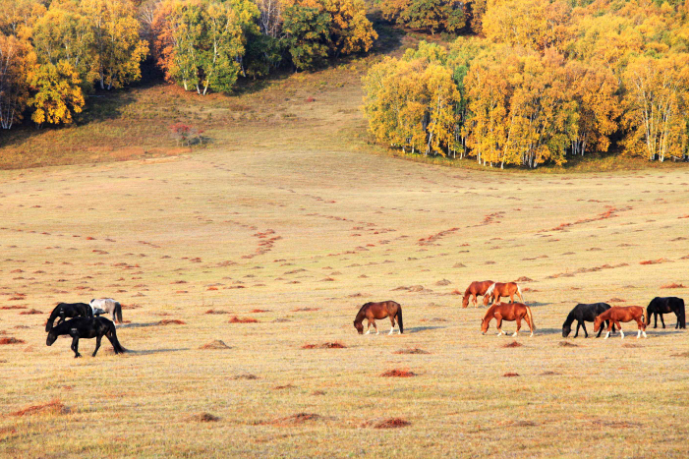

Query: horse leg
[373,321,379,335]
[71,336,81,358]
[660,314,666,329]
[617,322,624,339]
[509,293,514,304]
[93,334,102,357]
[388,315,396,335]
[365,320,371,335]
[581,321,589,338]
[653,313,658,329]
[512,317,521,337]
[496,318,504,336]
[604,321,612,340]
[472,294,477,307]
[638,318,647,338]
[574,321,581,338]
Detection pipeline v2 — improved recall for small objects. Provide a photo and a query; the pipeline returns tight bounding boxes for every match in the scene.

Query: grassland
[2,37,689,458]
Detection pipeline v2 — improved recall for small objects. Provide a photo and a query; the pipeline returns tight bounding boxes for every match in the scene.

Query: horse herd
[354,280,686,340]
[41,281,686,358]
[44,299,126,358]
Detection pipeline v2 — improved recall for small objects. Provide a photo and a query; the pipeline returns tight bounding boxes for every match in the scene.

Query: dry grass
[10,399,68,416]
[1,55,689,458]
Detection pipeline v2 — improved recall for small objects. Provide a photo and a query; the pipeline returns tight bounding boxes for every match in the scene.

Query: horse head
[480,317,489,334]
[46,330,58,346]
[462,295,469,308]
[592,315,604,332]
[562,322,571,338]
[353,320,364,334]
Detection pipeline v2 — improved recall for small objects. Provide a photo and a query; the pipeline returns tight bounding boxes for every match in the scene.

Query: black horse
[646,297,686,329]
[45,302,93,332]
[46,317,126,358]
[563,303,615,338]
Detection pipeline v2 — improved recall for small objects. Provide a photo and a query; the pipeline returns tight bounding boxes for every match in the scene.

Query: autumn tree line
[365,0,689,166]
[0,0,377,129]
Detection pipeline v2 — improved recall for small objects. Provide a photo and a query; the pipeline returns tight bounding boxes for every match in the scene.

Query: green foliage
[281,5,331,71]
[381,0,468,34]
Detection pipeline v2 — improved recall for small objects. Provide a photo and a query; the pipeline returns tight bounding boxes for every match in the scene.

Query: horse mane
[355,302,372,319]
[46,304,63,332]
[563,309,576,327]
[485,283,496,296]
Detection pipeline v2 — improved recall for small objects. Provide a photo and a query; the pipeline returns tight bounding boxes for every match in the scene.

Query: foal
[45,302,93,332]
[481,302,535,337]
[46,317,126,358]
[483,282,524,306]
[593,306,646,339]
[462,281,494,308]
[353,301,404,335]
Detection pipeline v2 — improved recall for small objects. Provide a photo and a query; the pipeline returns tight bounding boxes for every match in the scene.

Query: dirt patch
[186,412,220,422]
[293,307,319,312]
[229,316,258,323]
[263,413,322,426]
[540,371,560,376]
[559,341,579,347]
[19,309,42,315]
[301,342,347,349]
[640,258,671,265]
[514,276,534,282]
[157,319,185,326]
[199,340,231,350]
[205,309,229,314]
[0,305,27,310]
[250,309,271,313]
[381,369,416,377]
[435,279,452,286]
[273,384,296,390]
[622,343,642,348]
[591,419,642,429]
[502,341,522,348]
[364,417,411,429]
[0,337,25,345]
[503,372,520,377]
[609,298,626,303]
[661,283,686,289]
[233,374,259,380]
[394,348,430,354]
[10,399,68,416]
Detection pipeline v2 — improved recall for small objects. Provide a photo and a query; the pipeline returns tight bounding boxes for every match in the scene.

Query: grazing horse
[462,280,494,308]
[45,302,93,332]
[46,317,126,358]
[353,301,403,335]
[593,306,646,339]
[90,298,123,325]
[562,303,616,338]
[481,302,535,337]
[646,297,686,329]
[483,282,524,306]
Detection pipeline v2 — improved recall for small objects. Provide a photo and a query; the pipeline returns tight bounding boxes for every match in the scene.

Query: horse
[462,280,494,308]
[46,317,126,358]
[90,298,123,325]
[45,302,93,332]
[483,282,524,306]
[646,297,686,329]
[562,303,616,338]
[593,306,647,339]
[481,302,535,337]
[353,301,403,335]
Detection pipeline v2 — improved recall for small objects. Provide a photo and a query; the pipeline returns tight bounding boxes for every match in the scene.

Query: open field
[2,129,689,457]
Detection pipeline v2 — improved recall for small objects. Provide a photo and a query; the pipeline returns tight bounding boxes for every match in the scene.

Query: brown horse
[593,306,646,339]
[353,301,403,335]
[462,280,494,308]
[483,282,524,306]
[481,302,535,337]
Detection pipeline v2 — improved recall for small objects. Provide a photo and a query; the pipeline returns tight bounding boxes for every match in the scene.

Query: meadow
[2,58,689,458]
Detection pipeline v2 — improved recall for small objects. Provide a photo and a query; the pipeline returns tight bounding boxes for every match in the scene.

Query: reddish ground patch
[229,316,258,323]
[293,307,320,312]
[199,340,231,350]
[157,319,185,325]
[393,348,430,354]
[559,341,579,347]
[264,413,321,426]
[661,283,686,289]
[301,342,347,349]
[19,309,42,315]
[10,399,68,416]
[609,298,626,303]
[273,384,296,390]
[233,374,259,380]
[186,412,220,422]
[503,372,520,377]
[514,276,534,282]
[0,305,27,310]
[207,287,218,291]
[640,258,671,265]
[381,369,416,377]
[205,309,229,314]
[373,418,411,429]
[545,206,627,232]
[0,337,25,345]
[502,341,523,348]
[250,309,271,313]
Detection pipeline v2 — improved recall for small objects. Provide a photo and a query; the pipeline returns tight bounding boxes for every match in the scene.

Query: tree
[28,60,85,126]
[324,0,377,56]
[281,4,330,70]
[0,34,34,129]
[381,0,468,35]
[622,54,689,162]
[80,0,149,90]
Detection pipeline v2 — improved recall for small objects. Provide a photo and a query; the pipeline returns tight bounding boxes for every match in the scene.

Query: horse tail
[517,284,524,303]
[679,299,686,329]
[45,305,61,332]
[396,305,404,334]
[108,322,127,353]
[115,302,123,324]
[526,306,535,332]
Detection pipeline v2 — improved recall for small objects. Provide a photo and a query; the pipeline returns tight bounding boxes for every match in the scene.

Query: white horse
[90,298,123,325]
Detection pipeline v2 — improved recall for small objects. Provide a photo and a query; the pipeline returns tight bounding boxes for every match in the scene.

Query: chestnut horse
[353,301,403,335]
[483,282,524,306]
[481,302,535,337]
[462,280,494,308]
[593,306,647,339]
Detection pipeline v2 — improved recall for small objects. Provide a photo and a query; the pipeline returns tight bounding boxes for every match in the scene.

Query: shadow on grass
[125,348,190,356]
[406,326,448,334]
